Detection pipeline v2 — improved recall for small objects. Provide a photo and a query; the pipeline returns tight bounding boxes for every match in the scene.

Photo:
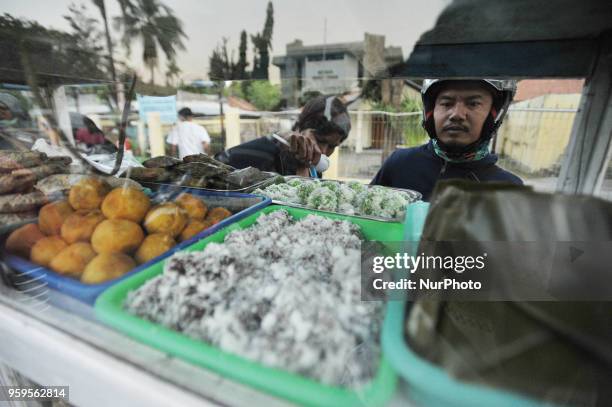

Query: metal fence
[233,110,427,182]
[337,111,427,181]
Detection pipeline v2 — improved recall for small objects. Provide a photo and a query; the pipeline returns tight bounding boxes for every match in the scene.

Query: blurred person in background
[75,116,106,147]
[0,93,28,128]
[167,107,211,159]
[217,95,351,177]
[74,116,117,154]
[0,92,35,150]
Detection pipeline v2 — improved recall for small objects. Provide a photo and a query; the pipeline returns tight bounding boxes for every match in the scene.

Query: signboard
[137,94,177,124]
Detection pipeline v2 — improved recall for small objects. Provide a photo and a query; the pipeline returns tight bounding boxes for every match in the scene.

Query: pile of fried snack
[5,178,232,284]
[0,151,73,225]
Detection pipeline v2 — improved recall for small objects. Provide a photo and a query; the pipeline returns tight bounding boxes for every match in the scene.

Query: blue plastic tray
[382,202,550,407]
[5,188,270,304]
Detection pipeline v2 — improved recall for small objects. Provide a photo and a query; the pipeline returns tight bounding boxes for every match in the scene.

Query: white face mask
[315,154,330,173]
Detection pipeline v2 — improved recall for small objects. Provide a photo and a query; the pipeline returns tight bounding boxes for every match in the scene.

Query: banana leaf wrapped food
[124,154,274,191]
[142,155,181,169]
[406,181,612,406]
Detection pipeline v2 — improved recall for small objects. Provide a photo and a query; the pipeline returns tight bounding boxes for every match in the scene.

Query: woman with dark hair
[218,95,351,177]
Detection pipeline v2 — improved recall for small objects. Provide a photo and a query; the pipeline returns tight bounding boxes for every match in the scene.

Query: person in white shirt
[166,107,211,159]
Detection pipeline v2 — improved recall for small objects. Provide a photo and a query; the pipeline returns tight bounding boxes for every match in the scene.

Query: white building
[273,33,403,106]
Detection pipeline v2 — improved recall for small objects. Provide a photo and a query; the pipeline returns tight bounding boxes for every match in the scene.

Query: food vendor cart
[1,0,611,406]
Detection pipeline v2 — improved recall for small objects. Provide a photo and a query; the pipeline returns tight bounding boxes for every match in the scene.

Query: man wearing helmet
[371,79,522,201]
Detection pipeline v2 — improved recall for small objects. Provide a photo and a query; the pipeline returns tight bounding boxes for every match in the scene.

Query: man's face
[433,82,494,148]
[314,132,343,156]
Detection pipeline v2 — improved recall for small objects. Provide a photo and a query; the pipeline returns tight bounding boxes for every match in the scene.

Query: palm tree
[165,59,181,87]
[115,0,186,84]
[91,0,117,86]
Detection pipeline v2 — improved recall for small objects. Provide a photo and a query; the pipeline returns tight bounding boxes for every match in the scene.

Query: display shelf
[0,282,416,407]
[0,284,295,407]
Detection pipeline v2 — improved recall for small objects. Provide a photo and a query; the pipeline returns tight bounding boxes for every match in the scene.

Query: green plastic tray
[95,205,401,407]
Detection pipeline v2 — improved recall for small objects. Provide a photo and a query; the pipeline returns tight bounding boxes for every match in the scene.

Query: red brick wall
[514,79,584,102]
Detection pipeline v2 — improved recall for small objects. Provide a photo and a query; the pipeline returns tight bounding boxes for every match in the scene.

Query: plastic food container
[95,205,403,406]
[382,202,549,407]
[262,176,422,223]
[4,188,271,304]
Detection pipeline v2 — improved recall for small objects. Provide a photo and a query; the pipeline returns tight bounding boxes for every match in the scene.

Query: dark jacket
[371,141,523,201]
[218,136,300,175]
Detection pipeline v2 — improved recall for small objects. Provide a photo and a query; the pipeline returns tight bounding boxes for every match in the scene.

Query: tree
[0,13,109,153]
[114,0,187,84]
[207,31,251,83]
[165,59,180,87]
[236,30,248,80]
[91,0,117,90]
[251,1,273,80]
[63,4,107,79]
[1,13,107,86]
[208,37,234,81]
[236,30,251,95]
[262,1,274,43]
[225,81,245,99]
[247,81,280,111]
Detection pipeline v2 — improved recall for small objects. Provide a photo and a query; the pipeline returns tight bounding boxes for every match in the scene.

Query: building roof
[272,39,403,66]
[514,79,585,102]
[227,96,257,112]
[286,40,363,57]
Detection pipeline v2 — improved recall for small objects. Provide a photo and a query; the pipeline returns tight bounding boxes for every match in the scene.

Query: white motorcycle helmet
[420,79,517,158]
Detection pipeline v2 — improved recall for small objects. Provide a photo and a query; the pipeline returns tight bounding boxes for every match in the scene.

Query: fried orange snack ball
[68,178,111,211]
[175,193,207,220]
[179,219,214,242]
[6,223,45,258]
[31,236,68,267]
[91,219,144,254]
[61,210,105,244]
[135,233,176,264]
[49,242,96,277]
[143,203,188,237]
[101,186,150,223]
[81,253,136,284]
[206,207,232,225]
[39,200,74,236]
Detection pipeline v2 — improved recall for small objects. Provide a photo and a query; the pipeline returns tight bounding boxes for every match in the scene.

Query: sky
[0,0,450,83]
